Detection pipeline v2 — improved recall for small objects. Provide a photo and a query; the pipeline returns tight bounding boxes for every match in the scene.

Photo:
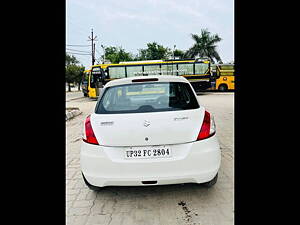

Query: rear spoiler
[132,78,159,83]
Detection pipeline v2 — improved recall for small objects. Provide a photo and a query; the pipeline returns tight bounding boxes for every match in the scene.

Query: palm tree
[185,29,222,63]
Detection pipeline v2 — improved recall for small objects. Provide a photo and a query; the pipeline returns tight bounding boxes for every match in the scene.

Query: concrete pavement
[66,93,234,225]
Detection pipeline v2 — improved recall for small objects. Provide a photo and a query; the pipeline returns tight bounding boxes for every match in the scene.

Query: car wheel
[82,172,102,191]
[203,173,218,188]
[218,84,228,91]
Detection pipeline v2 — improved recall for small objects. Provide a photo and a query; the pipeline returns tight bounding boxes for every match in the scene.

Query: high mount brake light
[132,78,158,82]
[197,111,216,141]
[83,115,99,145]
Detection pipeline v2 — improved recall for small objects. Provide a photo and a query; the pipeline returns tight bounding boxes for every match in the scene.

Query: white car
[80,75,221,190]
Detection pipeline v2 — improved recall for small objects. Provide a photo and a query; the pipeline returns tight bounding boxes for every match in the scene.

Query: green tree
[103,46,134,63]
[74,65,85,91]
[185,29,222,63]
[173,49,185,59]
[136,42,172,60]
[65,54,79,66]
[65,54,84,92]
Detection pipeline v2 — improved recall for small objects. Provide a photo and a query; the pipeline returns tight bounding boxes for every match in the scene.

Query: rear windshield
[219,65,234,70]
[95,82,199,114]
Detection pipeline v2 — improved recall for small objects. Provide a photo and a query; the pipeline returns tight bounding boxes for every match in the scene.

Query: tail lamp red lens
[83,115,99,145]
[197,110,216,141]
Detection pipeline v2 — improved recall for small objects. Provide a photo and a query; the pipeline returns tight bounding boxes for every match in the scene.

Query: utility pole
[88,29,98,65]
[93,43,96,64]
[101,45,105,63]
[173,45,176,60]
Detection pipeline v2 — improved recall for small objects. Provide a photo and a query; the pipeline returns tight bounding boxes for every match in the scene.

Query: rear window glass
[219,65,234,70]
[95,82,199,114]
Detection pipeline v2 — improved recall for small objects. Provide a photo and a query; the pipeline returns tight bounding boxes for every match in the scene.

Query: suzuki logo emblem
[144,120,150,127]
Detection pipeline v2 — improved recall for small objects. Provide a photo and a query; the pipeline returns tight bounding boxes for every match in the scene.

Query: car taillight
[83,115,99,145]
[197,110,216,141]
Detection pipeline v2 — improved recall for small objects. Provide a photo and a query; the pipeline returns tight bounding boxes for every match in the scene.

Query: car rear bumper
[80,135,221,187]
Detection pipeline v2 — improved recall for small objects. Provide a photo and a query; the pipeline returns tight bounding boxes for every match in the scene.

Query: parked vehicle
[88,58,212,98]
[81,69,90,97]
[210,64,235,91]
[215,64,234,91]
[80,75,221,190]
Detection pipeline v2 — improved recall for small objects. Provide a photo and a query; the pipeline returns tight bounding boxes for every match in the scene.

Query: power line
[66,52,92,56]
[66,44,91,47]
[66,48,91,53]
[73,56,91,65]
[67,52,91,55]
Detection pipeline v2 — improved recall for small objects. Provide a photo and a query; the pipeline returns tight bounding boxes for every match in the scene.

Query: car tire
[218,84,228,91]
[82,172,102,191]
[203,173,218,188]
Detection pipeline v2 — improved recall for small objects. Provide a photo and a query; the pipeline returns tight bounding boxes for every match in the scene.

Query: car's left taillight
[82,115,99,145]
[197,110,216,141]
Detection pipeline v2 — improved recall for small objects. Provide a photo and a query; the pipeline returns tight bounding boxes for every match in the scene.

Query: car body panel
[91,108,204,147]
[80,75,220,187]
[81,135,220,187]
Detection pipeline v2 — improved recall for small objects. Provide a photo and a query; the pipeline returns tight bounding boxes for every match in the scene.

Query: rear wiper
[137,105,155,112]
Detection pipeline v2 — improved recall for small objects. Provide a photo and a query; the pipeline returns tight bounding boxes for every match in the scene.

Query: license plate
[125,146,171,159]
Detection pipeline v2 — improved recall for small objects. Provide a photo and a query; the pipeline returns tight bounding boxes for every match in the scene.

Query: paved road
[66,93,234,225]
[66,91,85,102]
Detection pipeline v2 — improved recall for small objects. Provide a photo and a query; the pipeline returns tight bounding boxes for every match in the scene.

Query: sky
[66,0,234,68]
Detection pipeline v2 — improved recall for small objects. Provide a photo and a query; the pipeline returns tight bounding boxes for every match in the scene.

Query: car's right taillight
[82,115,99,145]
[197,110,216,141]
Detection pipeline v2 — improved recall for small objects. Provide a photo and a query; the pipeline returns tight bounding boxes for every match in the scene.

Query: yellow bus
[81,69,91,97]
[88,63,115,98]
[211,64,235,91]
[89,58,212,98]
[82,65,113,98]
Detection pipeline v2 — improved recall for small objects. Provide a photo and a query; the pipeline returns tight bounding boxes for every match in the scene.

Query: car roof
[104,75,189,88]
